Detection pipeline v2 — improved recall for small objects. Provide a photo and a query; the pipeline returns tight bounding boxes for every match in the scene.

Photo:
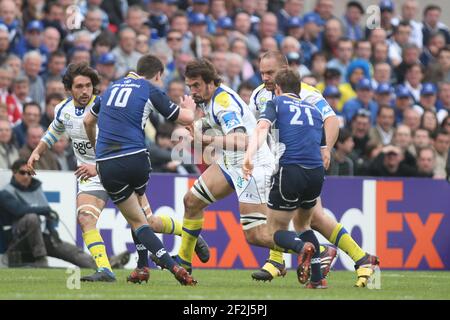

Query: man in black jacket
[0,159,128,268]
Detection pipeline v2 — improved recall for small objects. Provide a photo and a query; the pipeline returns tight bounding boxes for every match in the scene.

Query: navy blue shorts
[97,151,152,204]
[268,164,324,211]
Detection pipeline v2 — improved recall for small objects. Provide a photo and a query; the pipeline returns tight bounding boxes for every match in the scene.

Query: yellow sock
[178,218,204,268]
[329,223,365,262]
[82,229,112,271]
[268,249,284,264]
[158,214,183,235]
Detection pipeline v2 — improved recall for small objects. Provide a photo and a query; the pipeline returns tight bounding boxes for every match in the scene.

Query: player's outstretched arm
[27,141,49,176]
[83,111,97,151]
[243,120,270,180]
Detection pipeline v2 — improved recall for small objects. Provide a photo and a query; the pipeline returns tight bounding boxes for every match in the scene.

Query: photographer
[0,159,97,268]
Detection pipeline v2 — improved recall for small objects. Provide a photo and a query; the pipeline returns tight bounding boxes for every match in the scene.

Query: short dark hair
[11,159,28,172]
[185,58,222,86]
[274,67,301,94]
[136,54,165,79]
[238,81,256,93]
[424,5,441,16]
[337,128,352,146]
[49,50,66,62]
[394,21,412,34]
[62,62,100,94]
[347,1,364,14]
[377,105,394,117]
[23,101,41,114]
[46,92,65,105]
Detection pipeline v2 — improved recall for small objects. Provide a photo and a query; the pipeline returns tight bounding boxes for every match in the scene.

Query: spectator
[83,7,104,41]
[286,16,304,41]
[22,50,45,106]
[234,12,260,58]
[13,20,49,72]
[393,124,417,171]
[327,37,354,83]
[437,81,450,124]
[422,5,450,47]
[69,46,91,65]
[323,85,345,127]
[41,1,67,40]
[277,0,304,34]
[426,46,450,83]
[122,5,146,36]
[5,54,22,79]
[377,0,396,39]
[372,42,390,65]
[342,1,364,41]
[95,53,116,82]
[374,83,394,108]
[51,134,77,171]
[420,31,446,67]
[12,101,40,148]
[237,81,255,106]
[355,39,372,61]
[432,129,450,179]
[45,79,65,99]
[403,108,421,132]
[188,12,208,38]
[369,105,395,146]
[421,109,439,135]
[368,144,417,177]
[415,146,436,178]
[0,25,10,65]
[224,52,243,91]
[0,119,19,169]
[369,28,388,47]
[40,93,64,129]
[343,78,378,124]
[18,124,59,171]
[314,0,335,21]
[403,63,424,103]
[0,0,21,47]
[190,34,213,58]
[419,83,438,113]
[322,18,344,60]
[394,85,414,124]
[388,22,413,67]
[11,75,31,112]
[327,128,355,176]
[42,51,66,84]
[42,27,61,54]
[112,27,142,79]
[0,160,128,268]
[409,127,431,157]
[258,12,283,47]
[392,0,423,49]
[136,33,150,55]
[394,43,421,84]
[350,109,372,159]
[301,12,323,67]
[230,38,255,81]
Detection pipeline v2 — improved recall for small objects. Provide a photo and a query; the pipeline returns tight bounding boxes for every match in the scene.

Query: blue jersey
[92,72,180,161]
[259,93,324,168]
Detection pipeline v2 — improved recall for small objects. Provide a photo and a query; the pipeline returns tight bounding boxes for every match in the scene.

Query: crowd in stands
[0,0,449,180]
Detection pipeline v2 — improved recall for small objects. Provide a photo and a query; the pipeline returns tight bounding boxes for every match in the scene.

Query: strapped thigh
[190,175,217,205]
[240,212,267,230]
[77,204,102,220]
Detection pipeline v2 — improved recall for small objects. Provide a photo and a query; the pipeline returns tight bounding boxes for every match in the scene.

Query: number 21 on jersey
[289,105,314,126]
[106,87,133,108]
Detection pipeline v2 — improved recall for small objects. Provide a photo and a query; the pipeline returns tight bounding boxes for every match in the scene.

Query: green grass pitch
[1,268,450,300]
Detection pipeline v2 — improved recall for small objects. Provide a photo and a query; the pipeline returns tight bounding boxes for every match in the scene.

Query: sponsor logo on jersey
[73,141,93,155]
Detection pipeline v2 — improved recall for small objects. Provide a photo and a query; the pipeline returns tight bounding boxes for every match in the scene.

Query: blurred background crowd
[0,0,449,180]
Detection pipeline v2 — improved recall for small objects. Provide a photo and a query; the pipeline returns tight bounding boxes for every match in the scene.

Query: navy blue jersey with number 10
[91,72,180,161]
[259,93,325,168]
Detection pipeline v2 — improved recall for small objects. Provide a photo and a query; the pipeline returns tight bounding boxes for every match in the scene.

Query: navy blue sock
[131,230,148,268]
[135,225,176,272]
[273,230,305,253]
[299,230,322,282]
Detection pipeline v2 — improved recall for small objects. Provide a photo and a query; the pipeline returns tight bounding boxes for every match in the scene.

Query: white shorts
[77,175,108,201]
[219,162,275,204]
